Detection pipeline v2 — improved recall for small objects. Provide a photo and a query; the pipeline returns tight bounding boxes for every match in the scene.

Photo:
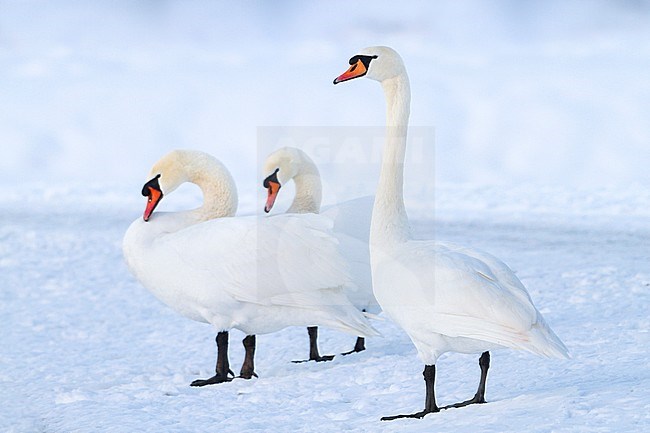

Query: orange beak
[143,187,163,221]
[141,175,163,222]
[264,181,281,213]
[333,59,367,84]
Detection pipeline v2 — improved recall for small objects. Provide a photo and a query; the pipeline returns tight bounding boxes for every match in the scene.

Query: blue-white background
[2,0,649,190]
[2,2,650,432]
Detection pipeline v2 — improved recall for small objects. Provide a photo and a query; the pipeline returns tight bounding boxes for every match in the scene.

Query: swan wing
[385,240,568,358]
[159,213,353,308]
[322,195,379,312]
[321,195,373,242]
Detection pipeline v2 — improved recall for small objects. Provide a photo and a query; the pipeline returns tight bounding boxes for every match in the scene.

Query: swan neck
[190,167,238,221]
[287,160,322,214]
[372,74,411,244]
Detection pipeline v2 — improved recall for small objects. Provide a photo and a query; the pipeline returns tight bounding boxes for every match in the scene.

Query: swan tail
[327,305,381,338]
[432,313,569,359]
[268,290,380,338]
[526,320,570,359]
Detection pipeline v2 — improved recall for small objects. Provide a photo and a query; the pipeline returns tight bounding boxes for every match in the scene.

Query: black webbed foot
[381,408,439,421]
[382,364,439,421]
[294,326,336,363]
[190,370,234,387]
[238,369,259,380]
[442,393,486,409]
[191,331,234,387]
[341,336,366,356]
[292,354,335,364]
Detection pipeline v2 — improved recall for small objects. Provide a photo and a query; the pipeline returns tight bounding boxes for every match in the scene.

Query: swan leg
[382,364,439,421]
[341,337,366,356]
[445,351,490,409]
[342,310,367,356]
[239,335,258,379]
[190,331,234,386]
[292,327,335,363]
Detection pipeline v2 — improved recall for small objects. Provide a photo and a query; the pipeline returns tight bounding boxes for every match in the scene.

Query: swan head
[333,46,405,84]
[141,174,164,222]
[262,147,322,214]
[140,149,238,222]
[141,150,193,221]
[261,147,302,213]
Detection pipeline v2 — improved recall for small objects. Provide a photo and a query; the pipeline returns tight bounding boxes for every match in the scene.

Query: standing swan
[334,47,568,420]
[123,150,378,386]
[262,147,379,361]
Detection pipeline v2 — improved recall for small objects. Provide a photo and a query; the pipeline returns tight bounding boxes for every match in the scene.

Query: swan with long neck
[334,47,568,420]
[263,147,379,361]
[123,149,378,386]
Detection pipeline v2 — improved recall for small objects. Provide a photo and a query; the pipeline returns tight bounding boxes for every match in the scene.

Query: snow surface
[2,183,649,432]
[2,1,650,431]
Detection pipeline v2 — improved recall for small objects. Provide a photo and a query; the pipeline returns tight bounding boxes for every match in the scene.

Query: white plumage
[334,46,568,418]
[262,147,379,315]
[123,149,377,384]
[373,240,568,361]
[262,147,379,360]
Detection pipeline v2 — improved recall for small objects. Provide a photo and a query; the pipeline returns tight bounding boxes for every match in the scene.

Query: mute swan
[262,147,379,361]
[123,149,378,386]
[334,47,568,420]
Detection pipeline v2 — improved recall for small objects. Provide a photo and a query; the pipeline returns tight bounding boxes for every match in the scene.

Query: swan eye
[263,168,280,188]
[349,55,378,67]
[142,174,162,197]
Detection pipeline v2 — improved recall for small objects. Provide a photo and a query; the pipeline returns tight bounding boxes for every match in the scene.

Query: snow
[2,1,650,430]
[2,183,649,432]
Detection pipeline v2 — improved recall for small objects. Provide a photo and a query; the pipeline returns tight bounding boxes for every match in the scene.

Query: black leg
[292,326,335,363]
[342,309,367,356]
[382,364,439,421]
[190,331,234,386]
[341,336,366,356]
[239,335,258,379]
[445,351,490,409]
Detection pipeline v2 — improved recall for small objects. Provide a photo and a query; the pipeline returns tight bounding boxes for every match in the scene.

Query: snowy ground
[3,2,649,431]
[1,183,648,432]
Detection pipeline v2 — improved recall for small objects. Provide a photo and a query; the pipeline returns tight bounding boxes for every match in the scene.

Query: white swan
[123,149,378,386]
[334,47,569,420]
[262,147,379,361]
